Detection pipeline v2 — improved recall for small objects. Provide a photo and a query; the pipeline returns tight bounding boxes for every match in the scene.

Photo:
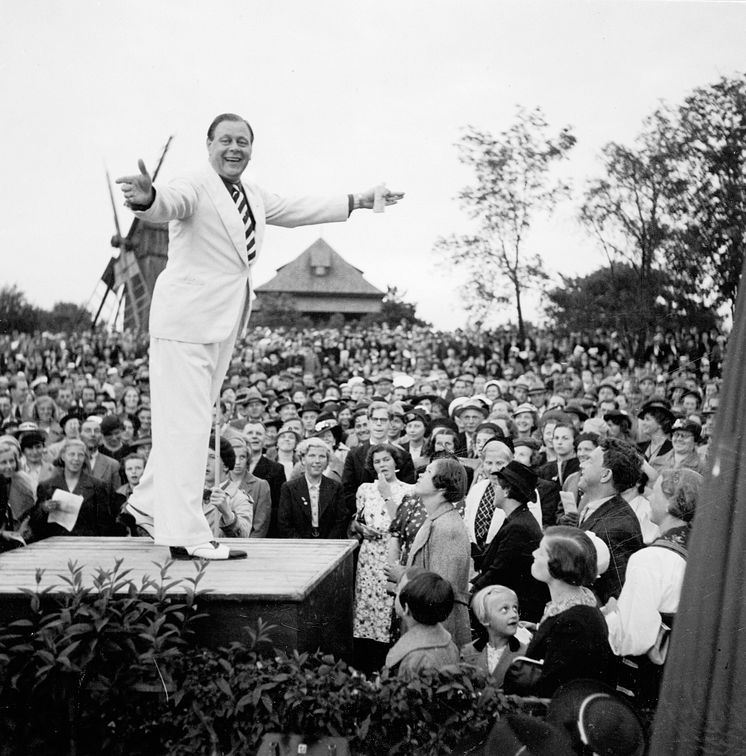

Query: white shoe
[169,541,247,560]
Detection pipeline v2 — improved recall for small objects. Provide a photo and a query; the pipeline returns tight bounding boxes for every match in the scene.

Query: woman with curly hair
[350,442,413,673]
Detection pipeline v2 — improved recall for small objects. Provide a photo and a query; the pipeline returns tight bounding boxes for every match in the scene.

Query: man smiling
[117,113,403,559]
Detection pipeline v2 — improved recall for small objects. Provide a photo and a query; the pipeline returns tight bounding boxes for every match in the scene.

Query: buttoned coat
[135,167,349,343]
[471,504,549,624]
[31,470,117,539]
[277,475,347,539]
[407,502,472,648]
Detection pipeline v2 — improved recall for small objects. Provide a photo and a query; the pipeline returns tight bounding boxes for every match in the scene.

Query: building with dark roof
[254,238,384,320]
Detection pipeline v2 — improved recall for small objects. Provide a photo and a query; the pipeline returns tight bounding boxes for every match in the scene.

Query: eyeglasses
[370,416,389,424]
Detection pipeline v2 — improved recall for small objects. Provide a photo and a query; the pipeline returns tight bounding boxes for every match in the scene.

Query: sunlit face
[672,429,696,456]
[460,409,484,434]
[490,401,511,420]
[552,427,575,458]
[482,442,512,478]
[475,430,496,456]
[415,461,441,497]
[277,431,298,452]
[36,400,54,422]
[368,410,390,441]
[649,477,670,526]
[23,439,45,465]
[372,450,396,480]
[406,420,426,444]
[514,412,534,434]
[682,396,699,415]
[205,449,226,488]
[530,538,552,583]
[62,417,80,439]
[304,447,328,477]
[124,457,144,487]
[513,445,533,467]
[542,422,557,450]
[207,119,253,182]
[0,449,16,478]
[485,384,501,401]
[231,443,248,476]
[638,413,661,438]
[576,439,598,464]
[433,433,456,454]
[80,421,102,450]
[484,593,520,637]
[578,445,607,492]
[62,442,87,475]
[353,415,369,442]
[389,415,405,437]
[244,423,266,453]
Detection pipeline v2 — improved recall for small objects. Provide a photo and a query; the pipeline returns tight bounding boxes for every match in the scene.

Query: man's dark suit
[252,455,286,538]
[581,494,643,604]
[277,476,347,539]
[341,440,415,517]
[30,470,118,540]
[471,504,549,623]
[535,457,580,486]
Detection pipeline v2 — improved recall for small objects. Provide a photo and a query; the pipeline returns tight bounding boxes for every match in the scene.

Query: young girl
[461,586,527,686]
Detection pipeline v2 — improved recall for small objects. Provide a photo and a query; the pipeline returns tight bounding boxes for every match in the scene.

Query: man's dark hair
[207,113,255,143]
[398,571,454,625]
[600,437,642,492]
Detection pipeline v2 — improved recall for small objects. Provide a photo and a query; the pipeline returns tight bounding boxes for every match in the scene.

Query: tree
[434,107,576,338]
[37,302,92,332]
[545,263,717,350]
[252,293,311,329]
[378,285,428,327]
[579,111,686,356]
[0,285,39,333]
[665,75,746,316]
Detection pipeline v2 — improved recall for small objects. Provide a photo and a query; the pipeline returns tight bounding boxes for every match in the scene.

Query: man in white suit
[118,112,403,560]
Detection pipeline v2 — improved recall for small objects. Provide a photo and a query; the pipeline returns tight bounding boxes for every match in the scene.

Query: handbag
[504,655,544,693]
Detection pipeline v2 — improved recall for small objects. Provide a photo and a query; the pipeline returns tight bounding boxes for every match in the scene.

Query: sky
[2,0,745,330]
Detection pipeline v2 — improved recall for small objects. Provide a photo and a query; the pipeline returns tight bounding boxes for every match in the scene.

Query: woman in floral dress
[350,443,413,673]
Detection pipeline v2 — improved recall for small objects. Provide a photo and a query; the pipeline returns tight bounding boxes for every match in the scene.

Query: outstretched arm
[116,159,154,209]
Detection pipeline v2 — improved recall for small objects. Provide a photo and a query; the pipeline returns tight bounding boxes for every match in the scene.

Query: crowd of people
[0,319,721,738]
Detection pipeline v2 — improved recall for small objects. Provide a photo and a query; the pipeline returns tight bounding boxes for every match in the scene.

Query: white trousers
[128,314,242,546]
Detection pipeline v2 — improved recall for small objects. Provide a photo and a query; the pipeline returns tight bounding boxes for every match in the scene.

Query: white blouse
[605,545,686,657]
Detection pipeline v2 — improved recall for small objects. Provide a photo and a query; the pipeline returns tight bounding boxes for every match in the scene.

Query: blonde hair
[471,585,518,626]
[297,437,331,461]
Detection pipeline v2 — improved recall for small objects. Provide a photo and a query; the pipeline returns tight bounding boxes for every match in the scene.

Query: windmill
[92,137,174,332]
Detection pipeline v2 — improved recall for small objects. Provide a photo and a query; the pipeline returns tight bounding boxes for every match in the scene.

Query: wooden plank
[0,538,356,658]
[0,538,357,602]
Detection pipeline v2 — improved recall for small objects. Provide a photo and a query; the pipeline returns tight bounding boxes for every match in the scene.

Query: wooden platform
[0,537,357,659]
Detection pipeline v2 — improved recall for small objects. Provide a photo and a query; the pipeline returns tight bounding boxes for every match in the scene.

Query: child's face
[486,594,520,637]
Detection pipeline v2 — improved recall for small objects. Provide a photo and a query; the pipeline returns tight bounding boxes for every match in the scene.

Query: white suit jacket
[134,166,349,343]
[464,479,544,546]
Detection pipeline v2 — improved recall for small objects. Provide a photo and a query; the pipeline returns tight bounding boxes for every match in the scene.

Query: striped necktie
[229,184,256,262]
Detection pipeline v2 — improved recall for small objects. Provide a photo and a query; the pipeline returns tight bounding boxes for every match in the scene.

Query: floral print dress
[353,480,412,643]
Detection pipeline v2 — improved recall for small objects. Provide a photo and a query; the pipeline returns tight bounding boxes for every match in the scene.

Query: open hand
[116,159,153,208]
[357,186,405,209]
